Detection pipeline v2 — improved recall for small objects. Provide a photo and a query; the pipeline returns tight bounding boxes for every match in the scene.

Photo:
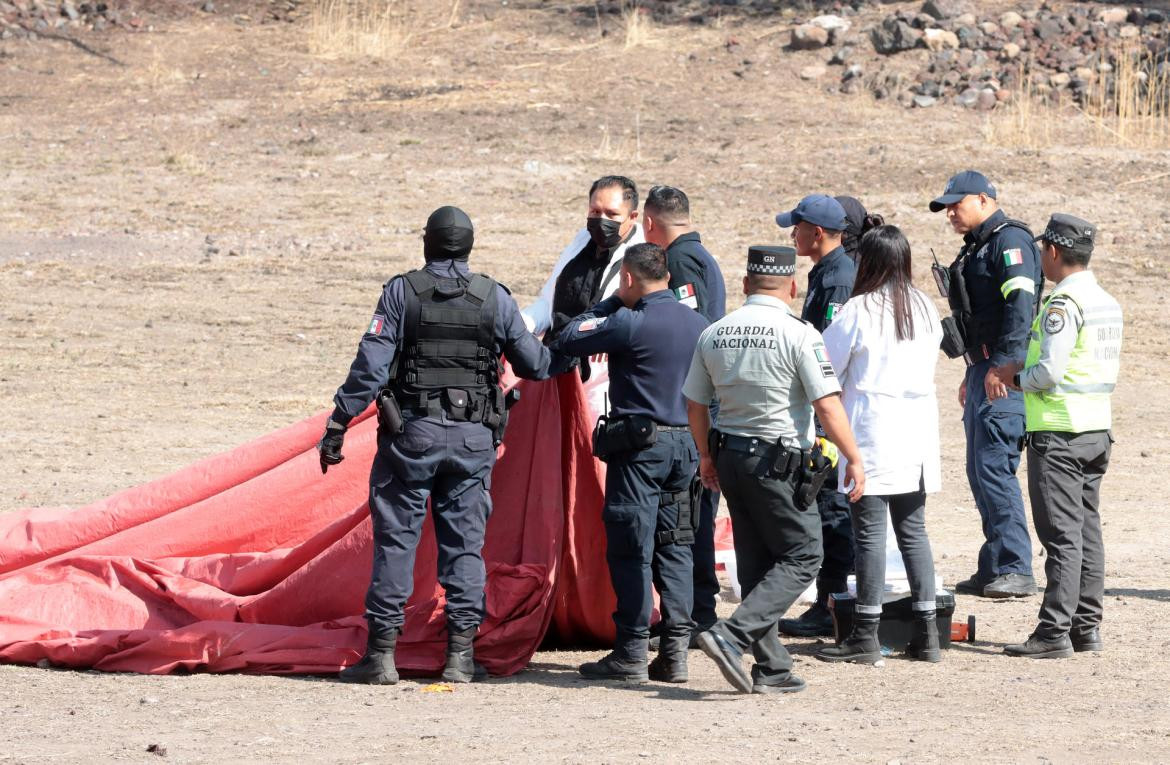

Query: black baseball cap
[929,170,997,212]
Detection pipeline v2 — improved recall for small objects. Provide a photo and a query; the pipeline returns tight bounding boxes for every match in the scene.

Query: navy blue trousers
[691,486,720,629]
[963,360,1033,580]
[815,486,855,595]
[604,430,697,646]
[364,416,496,633]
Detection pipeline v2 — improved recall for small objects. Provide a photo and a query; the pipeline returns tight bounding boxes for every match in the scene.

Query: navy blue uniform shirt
[666,232,726,323]
[802,246,856,333]
[331,259,557,425]
[552,290,710,426]
[958,209,1042,366]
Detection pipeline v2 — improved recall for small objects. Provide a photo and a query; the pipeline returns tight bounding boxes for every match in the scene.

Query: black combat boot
[647,635,688,683]
[777,591,835,637]
[1071,626,1103,653]
[339,625,400,685]
[905,611,942,663]
[441,626,488,683]
[815,615,882,664]
[579,639,649,682]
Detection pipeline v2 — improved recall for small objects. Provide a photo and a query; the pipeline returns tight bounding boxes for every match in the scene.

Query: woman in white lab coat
[814,225,944,665]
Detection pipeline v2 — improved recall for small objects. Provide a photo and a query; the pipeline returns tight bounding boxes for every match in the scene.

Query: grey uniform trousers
[712,443,822,684]
[1026,430,1112,639]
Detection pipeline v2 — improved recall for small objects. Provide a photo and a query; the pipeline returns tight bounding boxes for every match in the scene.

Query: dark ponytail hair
[861,213,884,233]
[852,224,926,342]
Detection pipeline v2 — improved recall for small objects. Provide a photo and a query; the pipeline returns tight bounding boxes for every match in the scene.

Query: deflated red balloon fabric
[0,372,618,677]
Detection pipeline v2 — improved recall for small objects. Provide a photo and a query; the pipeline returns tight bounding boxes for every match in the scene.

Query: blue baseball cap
[929,170,997,212]
[774,194,848,231]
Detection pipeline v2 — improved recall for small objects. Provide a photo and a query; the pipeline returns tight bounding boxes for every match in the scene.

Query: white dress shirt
[821,285,943,496]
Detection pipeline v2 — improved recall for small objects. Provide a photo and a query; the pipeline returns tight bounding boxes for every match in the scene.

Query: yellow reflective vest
[1023,272,1123,433]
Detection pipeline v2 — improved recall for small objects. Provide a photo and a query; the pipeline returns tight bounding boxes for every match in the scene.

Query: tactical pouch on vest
[591,414,658,462]
[376,389,405,437]
[655,473,701,547]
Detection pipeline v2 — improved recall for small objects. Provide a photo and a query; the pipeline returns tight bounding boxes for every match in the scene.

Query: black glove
[318,418,347,474]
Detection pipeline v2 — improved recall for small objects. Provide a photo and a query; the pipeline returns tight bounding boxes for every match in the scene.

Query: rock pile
[0,0,303,39]
[0,0,146,37]
[831,2,1170,110]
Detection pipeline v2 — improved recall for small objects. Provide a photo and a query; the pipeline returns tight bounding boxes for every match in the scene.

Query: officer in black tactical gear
[319,205,561,685]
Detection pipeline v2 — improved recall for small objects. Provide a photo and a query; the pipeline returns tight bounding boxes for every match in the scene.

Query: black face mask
[423,205,474,261]
[586,216,624,251]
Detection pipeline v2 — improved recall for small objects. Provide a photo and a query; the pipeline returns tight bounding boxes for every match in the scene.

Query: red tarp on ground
[0,373,619,676]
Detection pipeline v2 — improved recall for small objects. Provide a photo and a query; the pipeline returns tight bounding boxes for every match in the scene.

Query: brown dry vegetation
[2,1,1170,762]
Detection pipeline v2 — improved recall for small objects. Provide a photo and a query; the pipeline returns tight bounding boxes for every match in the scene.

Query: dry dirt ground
[2,2,1170,762]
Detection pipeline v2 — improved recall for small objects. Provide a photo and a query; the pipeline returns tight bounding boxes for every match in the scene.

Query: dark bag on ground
[592,414,657,462]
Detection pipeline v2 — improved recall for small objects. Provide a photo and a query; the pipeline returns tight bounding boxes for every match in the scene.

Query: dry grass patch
[622,2,658,50]
[986,45,1170,150]
[307,0,443,60]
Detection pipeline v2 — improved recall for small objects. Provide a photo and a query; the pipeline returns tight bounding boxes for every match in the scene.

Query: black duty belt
[964,344,990,366]
[718,433,780,456]
[656,424,690,432]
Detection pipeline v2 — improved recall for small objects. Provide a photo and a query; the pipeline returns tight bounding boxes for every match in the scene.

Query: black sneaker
[953,574,988,595]
[983,573,1037,599]
[1004,633,1073,659]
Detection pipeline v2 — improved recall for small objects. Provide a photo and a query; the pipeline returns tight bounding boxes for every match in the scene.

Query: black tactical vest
[390,269,500,405]
[947,218,1037,352]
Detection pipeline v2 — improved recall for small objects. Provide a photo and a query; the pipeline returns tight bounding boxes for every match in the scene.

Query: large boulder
[872,16,922,54]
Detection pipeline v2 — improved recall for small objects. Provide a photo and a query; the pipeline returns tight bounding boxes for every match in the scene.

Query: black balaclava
[423,205,474,261]
[836,195,868,261]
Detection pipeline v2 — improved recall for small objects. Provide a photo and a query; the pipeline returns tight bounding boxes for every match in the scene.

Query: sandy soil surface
[2,1,1170,762]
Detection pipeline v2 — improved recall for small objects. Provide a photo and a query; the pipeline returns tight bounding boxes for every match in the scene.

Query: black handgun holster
[796,449,835,507]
